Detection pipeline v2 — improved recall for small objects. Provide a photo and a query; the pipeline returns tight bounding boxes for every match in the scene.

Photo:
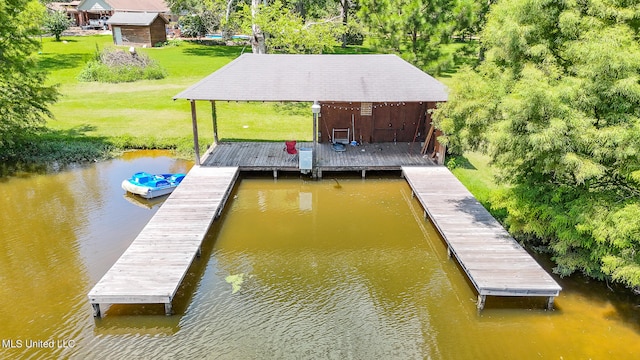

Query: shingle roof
[106,11,167,26]
[173,54,448,102]
[107,0,169,12]
[77,0,169,12]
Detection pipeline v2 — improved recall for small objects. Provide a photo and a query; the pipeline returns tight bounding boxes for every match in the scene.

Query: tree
[250,0,267,53]
[0,0,59,150]
[358,0,457,74]
[239,0,342,54]
[167,0,230,38]
[433,0,640,290]
[43,10,71,41]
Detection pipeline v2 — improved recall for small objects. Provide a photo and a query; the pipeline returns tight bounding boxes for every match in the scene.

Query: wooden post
[211,100,219,144]
[313,112,318,174]
[190,100,201,166]
[477,294,486,311]
[165,302,173,316]
[92,304,101,318]
[410,102,427,153]
[546,296,555,310]
[437,141,446,165]
[361,170,366,178]
[421,124,435,155]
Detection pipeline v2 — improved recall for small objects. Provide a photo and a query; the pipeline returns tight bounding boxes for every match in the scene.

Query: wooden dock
[202,141,435,176]
[402,166,561,310]
[88,166,239,317]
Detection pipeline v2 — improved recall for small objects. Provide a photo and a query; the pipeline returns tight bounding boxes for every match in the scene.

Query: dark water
[0,151,639,359]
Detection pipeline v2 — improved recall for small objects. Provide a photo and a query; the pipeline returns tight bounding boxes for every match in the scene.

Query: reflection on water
[0,153,639,359]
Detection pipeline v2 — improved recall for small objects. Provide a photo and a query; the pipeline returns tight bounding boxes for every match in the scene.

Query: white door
[114,27,122,45]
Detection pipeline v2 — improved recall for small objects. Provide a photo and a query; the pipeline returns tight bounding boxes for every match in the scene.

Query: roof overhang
[107,12,167,26]
[174,54,448,103]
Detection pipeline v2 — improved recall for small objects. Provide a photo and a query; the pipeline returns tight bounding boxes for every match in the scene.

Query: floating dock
[88,166,239,317]
[402,166,561,310]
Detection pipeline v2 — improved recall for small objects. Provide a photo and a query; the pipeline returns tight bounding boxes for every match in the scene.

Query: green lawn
[39,36,312,153]
[448,151,507,221]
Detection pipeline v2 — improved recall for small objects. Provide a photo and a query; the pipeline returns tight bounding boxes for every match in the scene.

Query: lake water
[0,150,639,359]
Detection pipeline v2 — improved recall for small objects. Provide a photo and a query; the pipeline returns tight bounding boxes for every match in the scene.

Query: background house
[46,2,82,25]
[76,0,171,27]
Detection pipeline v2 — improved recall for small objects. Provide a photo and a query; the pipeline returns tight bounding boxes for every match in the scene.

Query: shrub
[43,10,72,41]
[77,48,167,83]
[344,20,365,46]
[164,38,183,47]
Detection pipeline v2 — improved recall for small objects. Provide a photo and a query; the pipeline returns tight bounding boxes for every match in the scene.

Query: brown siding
[120,26,151,46]
[318,101,440,145]
[149,17,167,46]
[116,19,166,47]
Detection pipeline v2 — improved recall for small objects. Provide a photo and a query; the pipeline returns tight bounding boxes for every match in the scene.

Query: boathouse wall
[318,101,438,145]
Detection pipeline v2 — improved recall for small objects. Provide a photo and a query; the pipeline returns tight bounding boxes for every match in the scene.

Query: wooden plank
[88,166,239,316]
[202,141,435,171]
[402,166,562,304]
[421,124,435,155]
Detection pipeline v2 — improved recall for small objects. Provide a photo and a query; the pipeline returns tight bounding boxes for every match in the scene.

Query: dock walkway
[88,166,239,317]
[202,142,435,175]
[402,166,561,310]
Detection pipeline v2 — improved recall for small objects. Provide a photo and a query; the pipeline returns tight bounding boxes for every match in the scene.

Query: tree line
[434,0,640,292]
[168,0,487,69]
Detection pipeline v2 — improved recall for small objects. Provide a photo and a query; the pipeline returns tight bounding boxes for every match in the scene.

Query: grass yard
[39,36,312,155]
[448,151,507,221]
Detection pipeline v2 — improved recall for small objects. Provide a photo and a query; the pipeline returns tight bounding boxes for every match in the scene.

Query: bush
[180,14,206,38]
[164,38,183,47]
[77,48,167,83]
[44,10,72,41]
[344,20,365,46]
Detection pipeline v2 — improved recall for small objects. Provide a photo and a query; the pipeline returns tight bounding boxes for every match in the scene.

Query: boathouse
[173,54,449,168]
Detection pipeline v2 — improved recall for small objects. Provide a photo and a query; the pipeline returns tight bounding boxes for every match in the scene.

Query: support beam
[92,304,101,318]
[312,101,320,178]
[164,302,173,316]
[437,141,446,165]
[421,124,435,155]
[477,295,486,311]
[546,296,555,310]
[190,100,201,166]
[273,169,278,178]
[361,170,366,178]
[313,115,317,170]
[211,101,219,144]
